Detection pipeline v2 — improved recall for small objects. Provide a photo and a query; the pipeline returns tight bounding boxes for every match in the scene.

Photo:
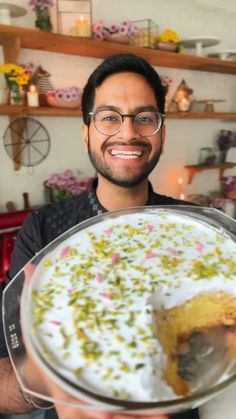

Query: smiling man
[0,54,198,419]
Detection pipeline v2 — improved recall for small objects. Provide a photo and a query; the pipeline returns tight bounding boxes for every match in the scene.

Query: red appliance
[0,210,31,284]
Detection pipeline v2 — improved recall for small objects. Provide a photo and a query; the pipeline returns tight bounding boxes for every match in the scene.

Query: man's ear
[82,124,89,152]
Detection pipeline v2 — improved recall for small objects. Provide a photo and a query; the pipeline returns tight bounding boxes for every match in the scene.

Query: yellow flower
[0,63,29,87]
[158,28,180,44]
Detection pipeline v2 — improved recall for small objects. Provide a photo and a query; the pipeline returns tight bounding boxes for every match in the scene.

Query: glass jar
[9,84,25,106]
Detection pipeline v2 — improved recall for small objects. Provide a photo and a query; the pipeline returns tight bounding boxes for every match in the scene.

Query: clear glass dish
[2,205,236,414]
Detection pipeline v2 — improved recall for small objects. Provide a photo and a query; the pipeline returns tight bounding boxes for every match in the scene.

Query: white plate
[207,49,236,61]
[181,36,221,56]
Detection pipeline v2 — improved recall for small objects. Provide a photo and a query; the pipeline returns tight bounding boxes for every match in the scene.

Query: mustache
[102,140,152,152]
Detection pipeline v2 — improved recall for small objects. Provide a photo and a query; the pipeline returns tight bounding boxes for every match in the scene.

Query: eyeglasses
[89,109,166,137]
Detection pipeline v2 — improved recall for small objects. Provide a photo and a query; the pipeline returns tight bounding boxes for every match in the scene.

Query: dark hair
[81,53,165,124]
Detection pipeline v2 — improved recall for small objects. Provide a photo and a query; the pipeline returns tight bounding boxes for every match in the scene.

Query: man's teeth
[110,150,143,158]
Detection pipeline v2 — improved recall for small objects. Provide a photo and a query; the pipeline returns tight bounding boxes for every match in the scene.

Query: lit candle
[178,97,191,112]
[75,15,91,37]
[178,177,184,199]
[180,193,186,200]
[27,85,39,107]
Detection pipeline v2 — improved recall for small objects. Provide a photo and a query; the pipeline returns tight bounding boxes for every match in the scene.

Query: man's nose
[117,116,140,139]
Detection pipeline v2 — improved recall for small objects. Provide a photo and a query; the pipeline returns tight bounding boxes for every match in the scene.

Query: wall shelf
[185,162,236,184]
[1,105,236,120]
[0,105,82,117]
[1,24,236,75]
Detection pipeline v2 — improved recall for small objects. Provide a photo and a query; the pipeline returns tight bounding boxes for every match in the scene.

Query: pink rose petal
[146,224,154,232]
[111,252,120,265]
[95,273,104,283]
[167,248,180,257]
[195,242,204,253]
[103,228,112,236]
[146,251,155,259]
[60,246,71,258]
[49,320,62,326]
[101,292,113,300]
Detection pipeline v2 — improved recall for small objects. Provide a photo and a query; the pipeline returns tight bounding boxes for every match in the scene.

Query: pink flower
[44,170,94,200]
[29,0,54,10]
[160,75,172,87]
[110,24,119,34]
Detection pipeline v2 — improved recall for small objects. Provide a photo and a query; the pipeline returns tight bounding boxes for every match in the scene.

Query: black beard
[87,136,163,188]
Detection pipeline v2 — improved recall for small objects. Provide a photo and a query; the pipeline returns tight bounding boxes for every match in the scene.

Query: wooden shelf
[167,112,236,120]
[1,105,236,120]
[0,105,82,116]
[185,162,236,184]
[1,24,236,75]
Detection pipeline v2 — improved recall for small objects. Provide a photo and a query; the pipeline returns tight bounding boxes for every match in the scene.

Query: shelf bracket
[2,35,22,170]
[2,34,20,63]
[185,163,236,184]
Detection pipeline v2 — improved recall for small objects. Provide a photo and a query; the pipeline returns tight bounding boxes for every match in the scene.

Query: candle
[180,193,185,200]
[75,15,91,37]
[177,177,185,200]
[178,97,191,112]
[27,85,39,107]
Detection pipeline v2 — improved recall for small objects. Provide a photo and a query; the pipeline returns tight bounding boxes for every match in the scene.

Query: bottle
[217,130,233,163]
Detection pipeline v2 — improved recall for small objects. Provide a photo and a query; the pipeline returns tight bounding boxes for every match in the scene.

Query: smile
[109,149,143,159]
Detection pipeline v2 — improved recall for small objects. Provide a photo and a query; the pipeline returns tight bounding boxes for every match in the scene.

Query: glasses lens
[93,110,122,135]
[134,111,162,136]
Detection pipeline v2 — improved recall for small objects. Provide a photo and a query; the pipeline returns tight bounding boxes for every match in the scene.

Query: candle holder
[56,0,92,37]
[130,19,158,48]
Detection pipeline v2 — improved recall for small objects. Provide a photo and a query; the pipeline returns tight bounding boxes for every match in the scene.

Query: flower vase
[9,84,25,105]
[217,130,233,164]
[35,7,52,32]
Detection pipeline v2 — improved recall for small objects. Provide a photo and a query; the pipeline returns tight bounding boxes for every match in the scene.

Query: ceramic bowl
[46,87,82,108]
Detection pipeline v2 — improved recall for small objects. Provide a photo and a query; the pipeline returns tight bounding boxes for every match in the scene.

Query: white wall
[0,0,236,211]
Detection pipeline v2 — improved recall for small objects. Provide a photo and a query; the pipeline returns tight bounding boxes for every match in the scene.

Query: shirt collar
[87,178,155,216]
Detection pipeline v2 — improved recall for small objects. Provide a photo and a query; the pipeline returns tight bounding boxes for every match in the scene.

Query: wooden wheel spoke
[10,125,27,142]
[4,140,23,147]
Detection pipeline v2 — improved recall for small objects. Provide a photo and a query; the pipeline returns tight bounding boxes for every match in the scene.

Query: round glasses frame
[89,109,166,137]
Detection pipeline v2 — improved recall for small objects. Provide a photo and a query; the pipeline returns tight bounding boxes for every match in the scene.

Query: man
[0,53,198,419]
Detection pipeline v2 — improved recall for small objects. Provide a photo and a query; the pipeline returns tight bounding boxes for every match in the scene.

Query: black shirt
[1,181,198,419]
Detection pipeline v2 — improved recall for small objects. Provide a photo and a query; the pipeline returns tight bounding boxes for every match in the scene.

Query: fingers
[23,261,36,283]
[113,414,169,419]
[54,405,113,419]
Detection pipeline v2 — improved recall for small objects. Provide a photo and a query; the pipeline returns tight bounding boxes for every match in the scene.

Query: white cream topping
[28,210,236,402]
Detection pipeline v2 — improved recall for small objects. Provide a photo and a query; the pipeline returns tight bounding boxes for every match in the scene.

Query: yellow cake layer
[156,292,236,396]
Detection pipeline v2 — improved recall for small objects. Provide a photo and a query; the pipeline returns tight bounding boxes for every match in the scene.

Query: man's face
[82,72,165,188]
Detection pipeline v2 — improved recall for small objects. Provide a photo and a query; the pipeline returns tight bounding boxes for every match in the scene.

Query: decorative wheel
[3,117,51,167]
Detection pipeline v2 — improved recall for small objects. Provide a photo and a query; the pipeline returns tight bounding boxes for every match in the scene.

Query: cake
[24,207,236,403]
